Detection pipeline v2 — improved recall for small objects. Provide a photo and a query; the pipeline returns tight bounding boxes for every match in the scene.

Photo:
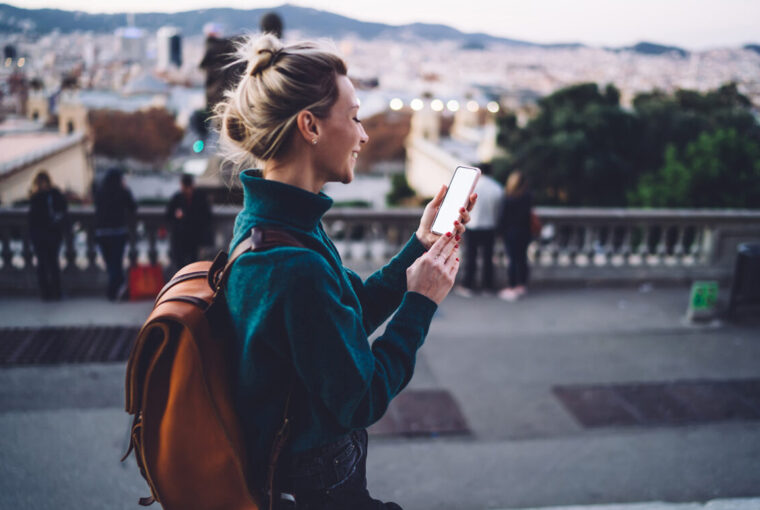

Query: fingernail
[455,235,460,241]
[454,220,459,226]
[446,232,452,237]
[456,258,459,262]
[460,207,465,212]
[455,244,459,249]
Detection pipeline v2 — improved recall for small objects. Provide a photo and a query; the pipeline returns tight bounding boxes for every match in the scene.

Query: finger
[466,192,478,212]
[441,233,459,264]
[427,228,455,259]
[446,251,460,275]
[428,184,447,210]
[457,208,471,225]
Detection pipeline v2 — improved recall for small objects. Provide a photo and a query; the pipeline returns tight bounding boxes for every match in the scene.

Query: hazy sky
[11,0,760,49]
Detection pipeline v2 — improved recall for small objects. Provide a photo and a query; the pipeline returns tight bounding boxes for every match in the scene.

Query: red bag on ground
[128,264,165,301]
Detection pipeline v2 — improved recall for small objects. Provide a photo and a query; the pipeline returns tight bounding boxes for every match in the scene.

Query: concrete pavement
[0,285,759,509]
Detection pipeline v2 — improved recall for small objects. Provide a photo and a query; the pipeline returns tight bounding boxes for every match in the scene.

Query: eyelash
[353,117,362,123]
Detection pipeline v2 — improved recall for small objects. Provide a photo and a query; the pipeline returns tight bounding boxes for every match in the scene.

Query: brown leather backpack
[122,227,306,510]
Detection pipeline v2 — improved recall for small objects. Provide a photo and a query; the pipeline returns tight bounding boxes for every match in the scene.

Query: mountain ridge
[0,2,706,55]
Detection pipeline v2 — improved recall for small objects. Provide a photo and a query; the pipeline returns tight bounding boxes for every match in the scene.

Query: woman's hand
[415,185,478,250]
[406,231,460,305]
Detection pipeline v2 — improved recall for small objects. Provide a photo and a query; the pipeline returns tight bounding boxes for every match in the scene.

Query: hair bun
[246,34,284,76]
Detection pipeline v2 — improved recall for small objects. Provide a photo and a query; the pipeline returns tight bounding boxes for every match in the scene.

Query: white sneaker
[454,286,475,298]
[498,288,519,302]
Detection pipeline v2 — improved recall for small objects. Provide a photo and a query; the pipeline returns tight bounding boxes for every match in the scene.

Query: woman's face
[313,75,369,185]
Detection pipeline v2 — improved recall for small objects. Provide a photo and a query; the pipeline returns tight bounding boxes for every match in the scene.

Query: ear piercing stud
[312,139,318,145]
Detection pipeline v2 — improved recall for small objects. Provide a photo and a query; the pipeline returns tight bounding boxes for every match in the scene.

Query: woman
[497,171,532,301]
[28,170,68,301]
[216,34,475,509]
[94,167,136,301]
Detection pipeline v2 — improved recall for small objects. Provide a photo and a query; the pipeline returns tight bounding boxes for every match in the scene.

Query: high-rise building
[157,26,182,70]
[115,27,147,63]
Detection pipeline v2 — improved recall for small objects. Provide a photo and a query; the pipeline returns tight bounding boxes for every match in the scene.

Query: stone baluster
[127,225,139,267]
[637,224,650,265]
[0,226,11,271]
[146,221,159,265]
[86,226,99,271]
[62,226,77,272]
[21,232,34,270]
[620,225,633,266]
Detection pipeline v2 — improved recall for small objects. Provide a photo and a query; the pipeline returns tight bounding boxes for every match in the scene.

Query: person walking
[165,173,212,270]
[456,163,503,296]
[215,34,476,509]
[497,171,532,301]
[94,168,136,301]
[27,170,67,301]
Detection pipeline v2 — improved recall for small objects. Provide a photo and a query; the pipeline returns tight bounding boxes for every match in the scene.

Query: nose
[359,123,369,144]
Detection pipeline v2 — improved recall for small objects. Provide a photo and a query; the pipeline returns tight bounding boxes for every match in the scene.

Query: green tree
[497,83,640,206]
[630,128,760,207]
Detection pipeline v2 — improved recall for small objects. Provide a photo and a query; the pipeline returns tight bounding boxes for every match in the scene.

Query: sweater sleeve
[343,233,427,335]
[283,251,437,429]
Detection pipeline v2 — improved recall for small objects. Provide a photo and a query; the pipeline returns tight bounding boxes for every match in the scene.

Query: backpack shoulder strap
[209,226,310,292]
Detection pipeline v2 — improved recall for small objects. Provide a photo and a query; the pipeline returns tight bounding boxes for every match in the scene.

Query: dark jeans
[31,236,62,300]
[97,234,127,300]
[505,232,530,287]
[462,229,495,291]
[274,429,402,510]
[170,237,200,272]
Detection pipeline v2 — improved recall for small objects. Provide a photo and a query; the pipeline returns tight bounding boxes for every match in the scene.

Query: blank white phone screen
[431,166,479,234]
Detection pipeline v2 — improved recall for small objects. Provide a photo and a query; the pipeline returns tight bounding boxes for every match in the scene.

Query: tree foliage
[89,108,184,163]
[496,82,760,208]
[629,129,760,207]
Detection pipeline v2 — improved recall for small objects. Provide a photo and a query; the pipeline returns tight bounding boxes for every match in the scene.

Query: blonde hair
[505,171,527,197]
[214,34,347,170]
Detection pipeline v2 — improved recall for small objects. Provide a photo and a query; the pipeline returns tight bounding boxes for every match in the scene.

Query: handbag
[128,264,166,301]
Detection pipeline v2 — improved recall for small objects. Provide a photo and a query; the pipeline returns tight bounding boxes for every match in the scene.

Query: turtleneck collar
[239,169,333,232]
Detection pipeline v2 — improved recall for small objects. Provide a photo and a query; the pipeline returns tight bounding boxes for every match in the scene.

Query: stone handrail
[1,206,758,294]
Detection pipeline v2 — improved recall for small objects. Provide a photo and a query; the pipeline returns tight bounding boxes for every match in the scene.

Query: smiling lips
[351,151,359,159]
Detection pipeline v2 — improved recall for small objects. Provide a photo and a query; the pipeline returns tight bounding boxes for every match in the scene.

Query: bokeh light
[410,98,424,111]
[389,98,403,111]
[467,100,479,112]
[431,99,444,112]
[446,100,460,112]
[487,101,500,113]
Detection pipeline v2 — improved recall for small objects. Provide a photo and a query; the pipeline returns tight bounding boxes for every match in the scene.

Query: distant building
[115,27,147,63]
[157,27,182,70]
[0,117,94,205]
[405,99,501,198]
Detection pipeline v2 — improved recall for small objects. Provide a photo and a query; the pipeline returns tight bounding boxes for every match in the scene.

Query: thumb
[430,184,447,208]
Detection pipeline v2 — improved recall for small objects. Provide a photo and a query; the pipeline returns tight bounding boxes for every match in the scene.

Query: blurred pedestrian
[497,171,532,301]
[28,170,67,301]
[456,163,503,297]
[215,34,476,509]
[165,173,212,270]
[94,168,136,301]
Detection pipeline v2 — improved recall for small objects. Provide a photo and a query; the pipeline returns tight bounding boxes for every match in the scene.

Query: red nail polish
[454,220,459,226]
[446,232,452,237]
[456,258,459,262]
[455,244,459,249]
[455,235,460,241]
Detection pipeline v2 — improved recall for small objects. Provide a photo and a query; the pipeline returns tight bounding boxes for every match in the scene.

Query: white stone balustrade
[1,206,758,294]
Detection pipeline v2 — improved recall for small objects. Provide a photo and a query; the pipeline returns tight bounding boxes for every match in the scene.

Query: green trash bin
[728,242,760,316]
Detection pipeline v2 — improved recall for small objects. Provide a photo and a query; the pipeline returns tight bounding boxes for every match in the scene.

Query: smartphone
[430,165,481,235]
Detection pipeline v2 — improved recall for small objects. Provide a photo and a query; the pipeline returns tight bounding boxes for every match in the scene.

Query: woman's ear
[296,110,321,145]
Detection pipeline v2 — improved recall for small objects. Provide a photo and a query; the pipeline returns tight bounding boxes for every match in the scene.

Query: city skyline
[7,0,760,50]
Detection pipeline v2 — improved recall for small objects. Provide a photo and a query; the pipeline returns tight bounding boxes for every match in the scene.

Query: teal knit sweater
[226,170,438,484]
